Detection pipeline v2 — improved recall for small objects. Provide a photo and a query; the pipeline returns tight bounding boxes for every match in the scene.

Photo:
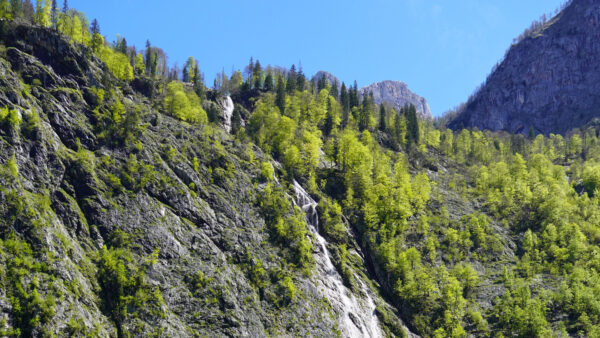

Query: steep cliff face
[360,81,432,119]
[449,0,600,134]
[0,22,409,337]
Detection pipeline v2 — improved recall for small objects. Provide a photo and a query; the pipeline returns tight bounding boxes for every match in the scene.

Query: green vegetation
[2,2,600,337]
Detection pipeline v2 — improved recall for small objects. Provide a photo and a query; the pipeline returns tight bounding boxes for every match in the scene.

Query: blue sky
[70,0,566,116]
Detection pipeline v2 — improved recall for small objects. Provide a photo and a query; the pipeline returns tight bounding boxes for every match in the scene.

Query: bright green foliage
[260,161,274,182]
[35,0,51,27]
[98,246,165,336]
[163,81,207,123]
[99,38,134,81]
[135,53,145,75]
[258,184,313,268]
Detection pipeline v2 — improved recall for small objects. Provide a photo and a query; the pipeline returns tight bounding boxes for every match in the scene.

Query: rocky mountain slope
[361,81,432,119]
[312,70,341,89]
[0,21,409,337]
[448,0,600,135]
[312,71,433,119]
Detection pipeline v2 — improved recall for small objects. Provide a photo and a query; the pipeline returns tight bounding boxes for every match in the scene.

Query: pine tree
[296,64,306,91]
[330,81,339,100]
[23,0,34,22]
[379,104,386,131]
[349,80,359,108]
[276,75,286,114]
[51,0,57,28]
[90,18,101,52]
[317,75,327,92]
[10,0,22,19]
[61,0,67,13]
[192,63,204,99]
[253,59,262,90]
[264,70,274,92]
[340,82,349,128]
[323,98,334,136]
[286,64,297,94]
[358,92,372,131]
[405,104,419,147]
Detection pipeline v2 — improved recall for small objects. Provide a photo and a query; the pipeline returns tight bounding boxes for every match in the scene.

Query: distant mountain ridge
[448,0,600,135]
[361,81,432,119]
[312,71,433,119]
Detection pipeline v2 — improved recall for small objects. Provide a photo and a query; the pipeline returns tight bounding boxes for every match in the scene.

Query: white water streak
[292,180,382,337]
[222,96,234,133]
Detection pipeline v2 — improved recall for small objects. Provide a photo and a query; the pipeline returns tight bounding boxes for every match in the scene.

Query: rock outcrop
[312,70,341,88]
[448,0,600,135]
[361,81,432,119]
[0,21,410,337]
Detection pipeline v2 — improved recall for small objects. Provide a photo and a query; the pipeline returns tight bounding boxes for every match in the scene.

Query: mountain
[361,81,433,119]
[311,70,341,88]
[448,0,600,134]
[0,21,409,337]
[6,3,600,338]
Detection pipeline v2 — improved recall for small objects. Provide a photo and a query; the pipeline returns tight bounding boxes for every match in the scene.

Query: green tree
[275,75,286,114]
[134,53,145,75]
[286,64,297,94]
[379,104,386,131]
[405,104,419,147]
[264,70,274,91]
[10,0,22,19]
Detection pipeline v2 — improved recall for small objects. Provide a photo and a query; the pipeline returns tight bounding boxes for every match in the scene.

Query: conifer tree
[10,0,22,19]
[340,82,349,128]
[264,70,274,92]
[296,64,306,91]
[379,104,386,131]
[61,0,67,13]
[317,75,327,92]
[253,59,263,90]
[51,0,57,28]
[330,82,338,100]
[90,18,101,52]
[276,75,286,114]
[286,64,297,94]
[323,98,334,136]
[405,104,419,147]
[23,0,34,22]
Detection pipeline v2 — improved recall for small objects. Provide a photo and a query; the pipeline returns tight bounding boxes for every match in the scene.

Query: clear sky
[69,0,566,116]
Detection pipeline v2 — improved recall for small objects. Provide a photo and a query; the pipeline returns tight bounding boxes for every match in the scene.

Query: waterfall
[222,96,234,133]
[292,180,382,338]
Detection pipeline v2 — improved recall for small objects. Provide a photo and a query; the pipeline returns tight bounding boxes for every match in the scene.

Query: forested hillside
[1,1,600,338]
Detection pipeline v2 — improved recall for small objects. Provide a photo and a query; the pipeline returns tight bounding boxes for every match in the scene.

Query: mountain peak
[448,0,600,134]
[361,80,432,119]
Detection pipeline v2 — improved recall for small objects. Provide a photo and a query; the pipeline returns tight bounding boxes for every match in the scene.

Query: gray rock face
[0,21,412,337]
[312,70,341,88]
[449,0,600,135]
[361,81,433,119]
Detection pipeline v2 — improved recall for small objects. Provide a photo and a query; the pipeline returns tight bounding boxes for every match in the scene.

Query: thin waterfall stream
[292,180,382,337]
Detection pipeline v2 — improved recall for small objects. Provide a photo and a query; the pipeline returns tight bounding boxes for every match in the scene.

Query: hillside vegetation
[1,2,600,338]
